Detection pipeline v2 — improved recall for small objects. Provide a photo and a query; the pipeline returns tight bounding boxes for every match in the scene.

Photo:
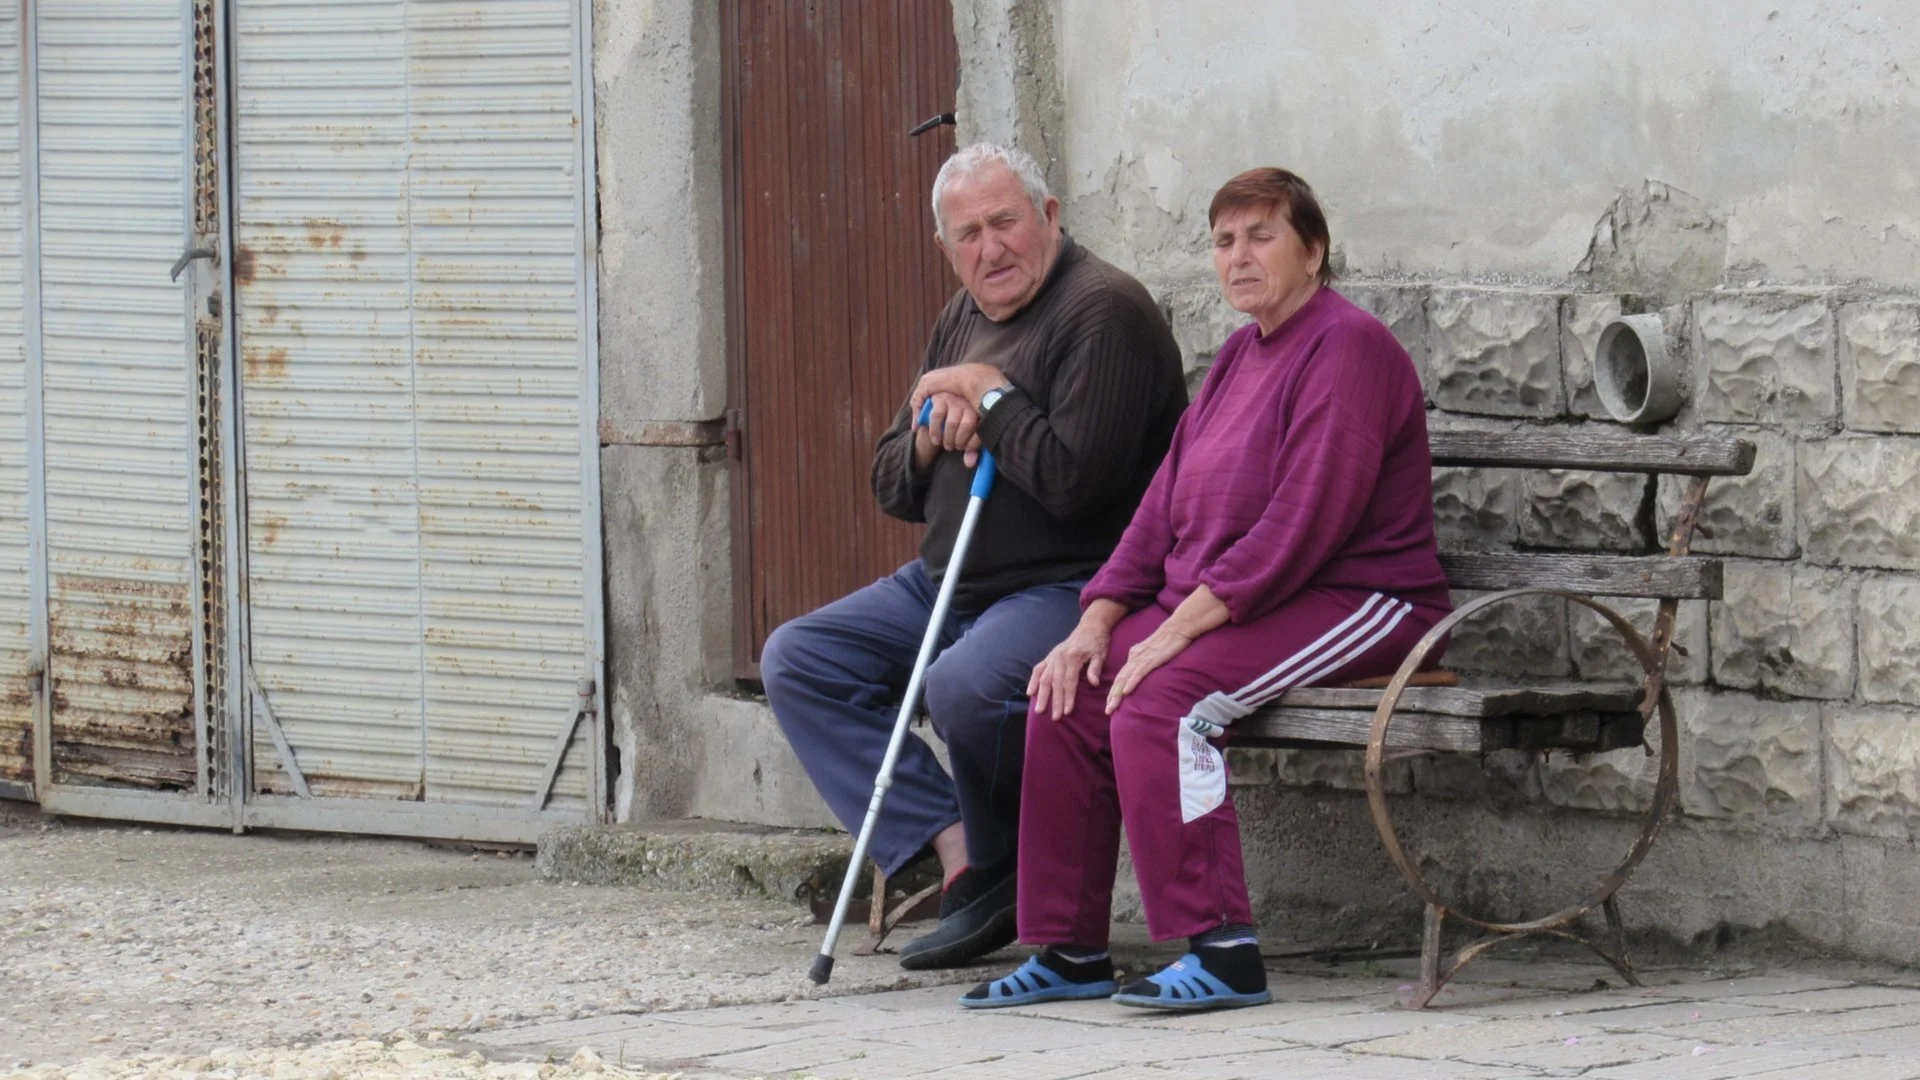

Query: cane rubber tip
[808,955,835,985]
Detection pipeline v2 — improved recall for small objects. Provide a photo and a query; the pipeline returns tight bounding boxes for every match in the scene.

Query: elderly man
[761,143,1186,970]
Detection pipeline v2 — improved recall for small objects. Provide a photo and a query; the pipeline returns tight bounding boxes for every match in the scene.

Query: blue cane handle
[916,400,997,498]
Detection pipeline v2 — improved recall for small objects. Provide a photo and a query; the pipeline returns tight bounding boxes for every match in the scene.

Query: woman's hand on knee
[1027,622,1112,720]
[1104,624,1195,714]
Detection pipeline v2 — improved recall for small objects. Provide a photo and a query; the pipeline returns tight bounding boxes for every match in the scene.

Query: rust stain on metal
[46,573,199,791]
[260,513,286,547]
[305,219,345,250]
[262,304,281,326]
[244,345,289,382]
[232,245,257,286]
[349,246,367,264]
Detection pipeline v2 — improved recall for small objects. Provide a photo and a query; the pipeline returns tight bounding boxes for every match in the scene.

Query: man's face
[935,165,1062,322]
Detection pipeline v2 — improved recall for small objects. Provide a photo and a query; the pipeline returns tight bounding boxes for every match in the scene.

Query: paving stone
[1445,590,1571,677]
[1562,294,1627,419]
[1568,596,1708,685]
[1347,1014,1605,1059]
[481,1016,801,1063]
[699,1033,945,1076]
[1240,1007,1487,1047]
[1694,294,1837,425]
[1656,428,1797,559]
[1799,436,1920,571]
[1710,561,1856,700]
[1859,575,1920,707]
[1520,470,1650,551]
[1721,984,1920,1011]
[1457,1030,1702,1072]
[1429,288,1566,417]
[915,1053,1166,1080]
[1840,300,1920,434]
[1744,1056,1920,1080]
[866,1012,1162,1055]
[1824,705,1920,839]
[1648,973,1854,999]
[1585,999,1789,1030]
[1790,1022,1920,1061]
[1586,1044,1877,1079]
[1682,692,1823,828]
[1659,1000,1920,1043]
[1341,282,1433,393]
[1022,1029,1281,1068]
[1432,466,1520,551]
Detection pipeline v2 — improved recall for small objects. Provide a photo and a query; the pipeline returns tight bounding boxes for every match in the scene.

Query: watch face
[982,388,1004,410]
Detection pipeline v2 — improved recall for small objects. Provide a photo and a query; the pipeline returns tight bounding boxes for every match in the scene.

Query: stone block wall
[1164,282,1920,851]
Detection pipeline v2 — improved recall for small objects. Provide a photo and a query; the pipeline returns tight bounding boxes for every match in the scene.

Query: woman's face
[1211,204,1323,332]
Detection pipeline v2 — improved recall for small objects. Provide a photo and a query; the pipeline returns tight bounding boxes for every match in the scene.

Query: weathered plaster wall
[593,0,738,821]
[1057,0,1920,289]
[1044,0,1920,962]
[595,0,728,426]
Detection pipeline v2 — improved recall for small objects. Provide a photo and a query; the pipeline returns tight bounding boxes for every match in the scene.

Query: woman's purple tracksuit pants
[1017,585,1446,946]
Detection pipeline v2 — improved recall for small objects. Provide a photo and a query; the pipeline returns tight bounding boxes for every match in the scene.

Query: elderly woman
[962,168,1453,1012]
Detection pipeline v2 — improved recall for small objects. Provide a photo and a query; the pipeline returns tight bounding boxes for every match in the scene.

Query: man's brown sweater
[871,235,1188,612]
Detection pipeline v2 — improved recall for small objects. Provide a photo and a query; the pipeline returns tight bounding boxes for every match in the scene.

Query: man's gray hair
[931,143,1051,239]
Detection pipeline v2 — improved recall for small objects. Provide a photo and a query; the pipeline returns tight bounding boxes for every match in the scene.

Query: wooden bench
[1239,428,1756,1007]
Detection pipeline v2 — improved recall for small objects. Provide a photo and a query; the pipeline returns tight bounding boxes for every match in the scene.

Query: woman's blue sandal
[960,953,1119,1009]
[1111,953,1272,1011]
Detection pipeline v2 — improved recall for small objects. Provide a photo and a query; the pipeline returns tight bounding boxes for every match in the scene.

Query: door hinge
[724,408,744,461]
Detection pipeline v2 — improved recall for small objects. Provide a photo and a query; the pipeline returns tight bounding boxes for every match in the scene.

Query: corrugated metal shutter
[35,2,199,791]
[233,0,594,815]
[0,8,31,792]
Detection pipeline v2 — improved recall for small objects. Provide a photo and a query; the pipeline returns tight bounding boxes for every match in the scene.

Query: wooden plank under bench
[1275,682,1644,717]
[1438,552,1723,599]
[1236,707,1648,754]
[1430,430,1756,475]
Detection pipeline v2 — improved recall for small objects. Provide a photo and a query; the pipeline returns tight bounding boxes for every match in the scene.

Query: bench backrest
[1428,430,1756,601]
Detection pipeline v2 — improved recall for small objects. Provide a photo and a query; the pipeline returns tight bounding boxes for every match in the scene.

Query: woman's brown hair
[1207,167,1334,285]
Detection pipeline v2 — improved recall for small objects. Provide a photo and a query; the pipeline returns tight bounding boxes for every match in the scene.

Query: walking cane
[809,400,997,985]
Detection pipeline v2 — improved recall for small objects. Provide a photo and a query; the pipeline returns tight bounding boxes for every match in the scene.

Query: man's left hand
[1104,624,1195,714]
[911,363,1007,415]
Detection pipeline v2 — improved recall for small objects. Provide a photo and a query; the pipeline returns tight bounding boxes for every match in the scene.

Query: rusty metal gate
[0,0,605,843]
[225,0,604,841]
[11,0,232,828]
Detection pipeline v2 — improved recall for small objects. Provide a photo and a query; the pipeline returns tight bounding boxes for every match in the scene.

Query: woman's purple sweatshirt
[1082,287,1451,624]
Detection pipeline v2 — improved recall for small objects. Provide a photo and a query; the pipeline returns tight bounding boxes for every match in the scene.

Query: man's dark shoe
[897,863,1017,970]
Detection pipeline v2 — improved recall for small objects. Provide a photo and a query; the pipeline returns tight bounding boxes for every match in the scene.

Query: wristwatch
[980,384,1015,412]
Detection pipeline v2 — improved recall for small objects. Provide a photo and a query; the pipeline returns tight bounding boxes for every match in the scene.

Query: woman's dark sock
[1036,947,1115,983]
[1118,926,1266,998]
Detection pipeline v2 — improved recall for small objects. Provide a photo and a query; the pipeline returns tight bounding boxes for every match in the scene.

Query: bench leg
[1415,903,1445,1007]
[1601,895,1642,988]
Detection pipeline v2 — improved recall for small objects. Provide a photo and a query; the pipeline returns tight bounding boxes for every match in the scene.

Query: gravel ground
[0,808,999,1072]
[1,1039,667,1080]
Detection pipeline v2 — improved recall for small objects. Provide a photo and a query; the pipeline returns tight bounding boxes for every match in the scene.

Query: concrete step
[536,818,940,913]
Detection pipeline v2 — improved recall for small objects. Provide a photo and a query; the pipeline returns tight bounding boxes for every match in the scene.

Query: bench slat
[1236,708,1497,752]
[1236,708,1647,754]
[1430,430,1756,476]
[1438,552,1723,599]
[1276,683,1643,717]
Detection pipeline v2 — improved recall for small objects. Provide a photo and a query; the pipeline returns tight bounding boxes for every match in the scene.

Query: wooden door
[724,0,960,675]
